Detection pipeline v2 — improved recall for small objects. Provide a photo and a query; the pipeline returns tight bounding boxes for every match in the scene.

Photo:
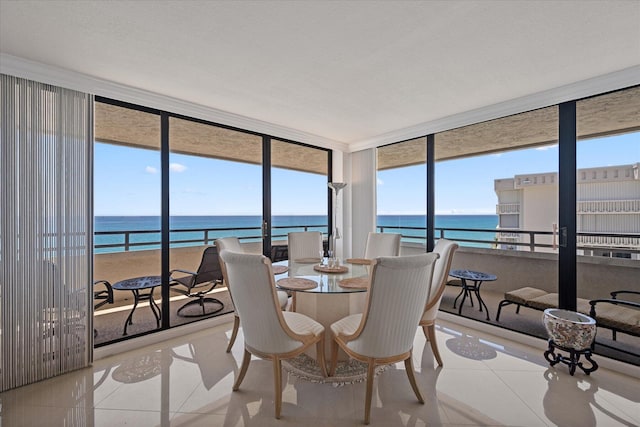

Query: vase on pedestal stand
[543,308,598,375]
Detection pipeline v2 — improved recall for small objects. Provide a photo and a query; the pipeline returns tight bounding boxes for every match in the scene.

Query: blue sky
[94,133,638,216]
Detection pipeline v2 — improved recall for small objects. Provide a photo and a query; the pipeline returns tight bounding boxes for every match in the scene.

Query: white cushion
[330,313,362,337]
[283,311,324,337]
[277,291,289,309]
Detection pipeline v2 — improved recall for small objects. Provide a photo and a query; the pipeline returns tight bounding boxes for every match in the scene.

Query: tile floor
[1,318,638,426]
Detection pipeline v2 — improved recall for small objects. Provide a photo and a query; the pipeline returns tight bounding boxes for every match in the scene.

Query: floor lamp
[328,182,347,259]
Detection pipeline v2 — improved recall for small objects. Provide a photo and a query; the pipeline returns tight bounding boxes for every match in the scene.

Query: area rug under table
[283,353,388,387]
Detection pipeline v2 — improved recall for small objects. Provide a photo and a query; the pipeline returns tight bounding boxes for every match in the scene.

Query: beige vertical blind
[0,74,93,391]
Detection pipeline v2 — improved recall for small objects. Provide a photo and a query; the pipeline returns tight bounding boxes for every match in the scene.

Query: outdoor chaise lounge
[588,291,640,340]
[496,287,640,340]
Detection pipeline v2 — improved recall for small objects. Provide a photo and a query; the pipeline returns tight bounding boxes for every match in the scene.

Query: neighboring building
[495,163,640,259]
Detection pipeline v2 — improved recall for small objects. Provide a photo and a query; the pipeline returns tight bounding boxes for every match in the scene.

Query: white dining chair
[219,250,328,419]
[330,252,439,424]
[216,236,289,353]
[363,232,401,259]
[419,238,459,366]
[287,231,323,261]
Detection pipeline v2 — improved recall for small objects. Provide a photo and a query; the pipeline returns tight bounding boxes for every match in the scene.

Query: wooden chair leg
[404,355,424,404]
[273,357,282,419]
[426,324,443,367]
[233,348,251,391]
[316,336,328,377]
[421,324,429,340]
[329,338,339,376]
[364,359,376,425]
[226,315,240,353]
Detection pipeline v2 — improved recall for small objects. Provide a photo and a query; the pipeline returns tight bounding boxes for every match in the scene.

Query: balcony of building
[93,228,640,367]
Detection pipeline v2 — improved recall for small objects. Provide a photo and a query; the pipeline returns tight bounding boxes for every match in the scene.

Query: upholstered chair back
[216,236,243,253]
[363,232,401,259]
[287,231,323,261]
[219,250,303,354]
[422,239,459,322]
[348,253,438,358]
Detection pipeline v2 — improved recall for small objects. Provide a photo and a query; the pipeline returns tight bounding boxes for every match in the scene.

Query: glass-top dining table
[273,258,370,295]
[273,258,371,361]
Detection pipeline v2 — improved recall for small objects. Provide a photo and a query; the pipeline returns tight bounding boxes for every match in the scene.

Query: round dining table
[274,259,370,361]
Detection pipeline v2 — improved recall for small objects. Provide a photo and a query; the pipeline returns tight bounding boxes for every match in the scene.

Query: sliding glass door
[167,117,263,325]
[270,139,330,258]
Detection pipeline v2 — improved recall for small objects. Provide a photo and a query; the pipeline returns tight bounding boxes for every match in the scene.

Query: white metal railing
[497,232,520,241]
[496,203,520,214]
[578,234,640,248]
[577,199,640,214]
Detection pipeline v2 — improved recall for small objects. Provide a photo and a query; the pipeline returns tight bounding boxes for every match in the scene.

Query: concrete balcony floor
[93,283,639,366]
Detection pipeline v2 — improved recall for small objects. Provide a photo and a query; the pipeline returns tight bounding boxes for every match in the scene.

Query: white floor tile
[1,318,638,427]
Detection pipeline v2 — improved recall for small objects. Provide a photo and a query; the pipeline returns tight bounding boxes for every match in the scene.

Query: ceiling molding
[0,53,347,153]
[348,65,640,153]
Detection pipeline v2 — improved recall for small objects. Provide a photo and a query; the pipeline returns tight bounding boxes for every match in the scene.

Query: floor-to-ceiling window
[93,99,331,345]
[167,116,263,324]
[576,86,640,361]
[433,105,560,333]
[270,139,329,249]
[93,101,162,343]
[375,87,639,364]
[376,137,427,249]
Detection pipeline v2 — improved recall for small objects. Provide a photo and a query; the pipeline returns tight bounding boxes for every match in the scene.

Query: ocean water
[377,214,499,247]
[95,215,498,253]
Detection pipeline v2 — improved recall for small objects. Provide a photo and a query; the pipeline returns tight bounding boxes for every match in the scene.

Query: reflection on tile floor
[1,318,639,426]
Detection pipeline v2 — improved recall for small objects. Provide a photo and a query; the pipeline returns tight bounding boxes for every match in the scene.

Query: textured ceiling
[1,1,639,145]
[378,86,640,169]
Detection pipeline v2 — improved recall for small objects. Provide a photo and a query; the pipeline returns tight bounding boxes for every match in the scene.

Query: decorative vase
[542,308,598,375]
[543,309,596,351]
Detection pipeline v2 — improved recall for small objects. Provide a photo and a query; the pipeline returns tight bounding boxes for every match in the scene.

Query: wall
[350,149,377,259]
[403,245,638,300]
[522,185,558,250]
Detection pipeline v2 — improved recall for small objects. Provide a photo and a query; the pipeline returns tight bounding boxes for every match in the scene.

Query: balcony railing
[95,224,327,253]
[95,224,640,257]
[577,199,640,214]
[496,203,521,214]
[376,225,640,256]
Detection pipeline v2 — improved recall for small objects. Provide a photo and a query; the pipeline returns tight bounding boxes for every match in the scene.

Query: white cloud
[536,144,558,151]
[377,178,384,185]
[145,166,158,174]
[170,163,187,172]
